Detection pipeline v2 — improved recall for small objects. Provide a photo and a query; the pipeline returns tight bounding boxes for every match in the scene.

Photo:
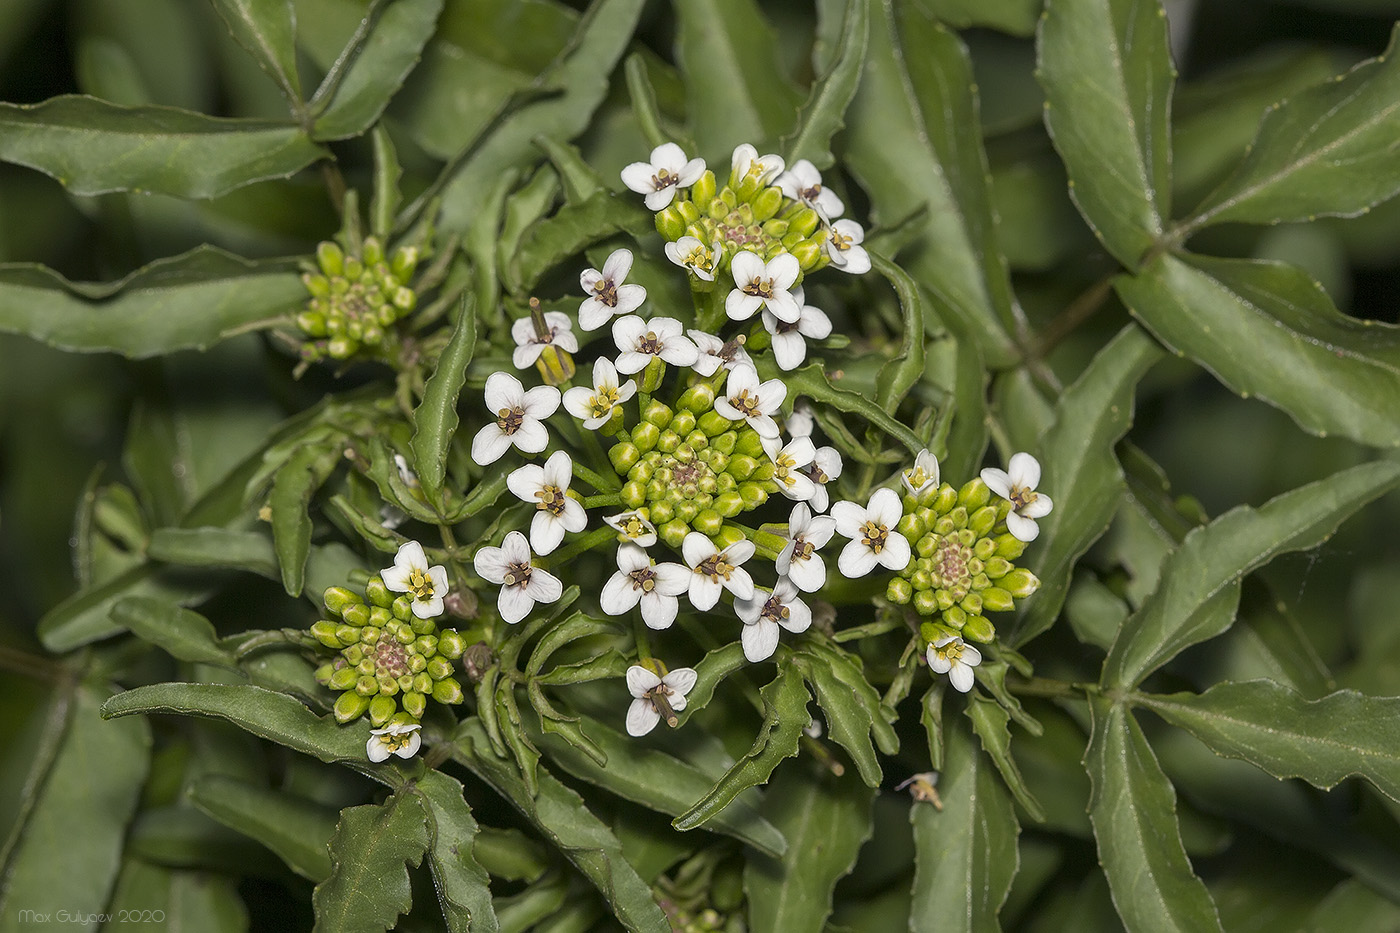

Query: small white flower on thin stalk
[927,635,982,693]
[621,143,706,211]
[902,449,941,498]
[381,541,450,620]
[762,286,832,371]
[367,722,422,762]
[471,372,561,466]
[626,665,698,737]
[776,502,837,593]
[511,311,577,369]
[726,250,801,323]
[563,358,636,430]
[761,435,817,501]
[601,544,691,630]
[604,510,658,547]
[473,531,563,624]
[612,315,699,373]
[730,143,785,186]
[579,248,647,331]
[786,401,815,439]
[689,330,752,377]
[895,771,942,807]
[831,488,911,577]
[776,159,844,219]
[506,451,587,555]
[713,364,786,438]
[804,445,843,513]
[665,236,722,282]
[682,532,755,611]
[981,452,1054,542]
[735,577,812,663]
[824,219,870,275]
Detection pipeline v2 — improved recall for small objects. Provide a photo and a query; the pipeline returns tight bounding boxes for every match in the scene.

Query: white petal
[663,667,698,698]
[412,594,444,619]
[838,541,879,578]
[962,644,983,667]
[927,649,951,674]
[1022,493,1054,519]
[602,248,633,284]
[627,698,661,736]
[780,596,811,634]
[615,350,652,374]
[748,413,780,439]
[578,300,612,331]
[682,532,717,568]
[725,290,764,321]
[765,290,801,324]
[866,488,904,528]
[829,501,866,539]
[652,562,693,596]
[524,568,563,605]
[542,451,573,490]
[712,397,743,421]
[1008,452,1042,490]
[837,245,870,275]
[530,512,567,555]
[366,737,391,762]
[797,306,832,339]
[616,542,651,573]
[730,250,765,285]
[650,143,687,172]
[627,665,662,697]
[980,467,1013,500]
[949,663,976,693]
[472,545,509,584]
[724,566,754,600]
[742,619,780,662]
[498,584,533,624]
[621,162,658,194]
[640,591,679,630]
[614,284,647,315]
[1006,512,1041,542]
[381,564,414,593]
[766,253,800,290]
[511,419,550,454]
[483,372,523,413]
[725,539,755,566]
[659,336,699,367]
[754,378,788,414]
[395,732,423,758]
[689,576,722,611]
[600,571,640,615]
[500,531,532,565]
[612,314,647,348]
[644,187,677,211]
[580,267,604,292]
[471,424,511,465]
[787,553,826,592]
[507,464,545,501]
[877,531,912,571]
[562,386,595,421]
[520,386,561,419]
[805,515,837,547]
[772,331,806,370]
[734,592,764,624]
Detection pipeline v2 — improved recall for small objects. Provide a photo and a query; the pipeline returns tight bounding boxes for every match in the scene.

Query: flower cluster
[296,237,420,362]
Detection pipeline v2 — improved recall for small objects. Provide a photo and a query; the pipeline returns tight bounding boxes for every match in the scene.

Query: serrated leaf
[871,251,927,417]
[1115,253,1400,448]
[147,526,278,578]
[187,774,337,881]
[1103,460,1400,688]
[778,363,925,455]
[780,0,867,169]
[965,692,1045,822]
[313,792,431,933]
[112,597,237,668]
[370,123,402,238]
[674,642,749,724]
[411,295,477,499]
[413,771,499,933]
[210,0,303,106]
[1038,0,1174,267]
[513,192,652,294]
[1086,698,1223,933]
[920,0,1040,35]
[1139,680,1400,804]
[795,640,895,787]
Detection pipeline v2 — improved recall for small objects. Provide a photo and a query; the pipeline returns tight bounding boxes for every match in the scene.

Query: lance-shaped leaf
[112,597,237,668]
[0,96,325,198]
[1038,0,1174,268]
[794,639,897,787]
[781,0,869,168]
[187,774,337,881]
[147,527,279,579]
[966,693,1045,823]
[512,191,652,294]
[1115,253,1400,448]
[0,246,304,356]
[37,563,215,652]
[411,295,476,500]
[1103,460,1400,689]
[1086,699,1223,933]
[871,252,927,417]
[1183,25,1400,230]
[210,0,303,107]
[778,363,925,455]
[413,771,498,933]
[271,445,329,597]
[1139,681,1400,805]
[313,792,431,933]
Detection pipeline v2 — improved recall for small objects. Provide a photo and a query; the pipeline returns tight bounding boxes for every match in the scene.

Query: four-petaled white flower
[762,286,832,371]
[665,236,721,282]
[824,219,870,274]
[761,435,817,501]
[682,532,755,611]
[506,451,587,555]
[902,449,941,498]
[776,502,837,593]
[726,250,801,323]
[511,311,577,370]
[927,635,982,693]
[735,577,812,662]
[730,143,785,186]
[381,540,449,619]
[713,364,786,438]
[776,159,844,219]
[472,372,561,465]
[981,452,1054,542]
[579,249,647,331]
[689,330,752,377]
[601,544,691,630]
[621,143,706,211]
[625,665,698,737]
[563,358,636,430]
[367,721,422,762]
[473,530,563,624]
[612,315,700,373]
[604,510,658,547]
[831,488,911,577]
[804,445,843,513]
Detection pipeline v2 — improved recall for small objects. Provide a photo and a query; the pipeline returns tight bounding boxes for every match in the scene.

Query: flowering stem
[544,527,616,566]
[572,461,621,494]
[722,522,786,560]
[583,494,623,509]
[632,617,653,662]
[800,735,845,776]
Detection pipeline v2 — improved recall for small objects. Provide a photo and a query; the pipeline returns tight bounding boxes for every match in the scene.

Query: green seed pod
[632,421,660,452]
[1000,568,1040,597]
[317,241,345,276]
[897,513,924,542]
[402,690,427,719]
[311,620,344,648]
[980,586,1015,613]
[678,383,716,413]
[333,691,371,723]
[913,589,939,616]
[691,169,717,204]
[751,185,785,222]
[367,694,395,726]
[887,577,913,604]
[961,614,996,643]
[433,678,464,705]
[958,478,991,510]
[324,586,362,617]
[655,205,687,240]
[698,411,733,437]
[329,666,359,691]
[621,481,646,508]
[609,441,640,475]
[659,519,690,549]
[438,629,466,659]
[994,535,1027,560]
[714,491,744,517]
[738,482,767,510]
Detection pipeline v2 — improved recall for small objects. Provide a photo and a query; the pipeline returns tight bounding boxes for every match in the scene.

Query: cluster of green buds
[296,236,420,362]
[311,576,466,726]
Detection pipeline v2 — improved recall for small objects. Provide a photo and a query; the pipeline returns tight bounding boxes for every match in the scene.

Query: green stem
[572,461,621,494]
[545,526,616,566]
[583,494,623,509]
[633,617,653,662]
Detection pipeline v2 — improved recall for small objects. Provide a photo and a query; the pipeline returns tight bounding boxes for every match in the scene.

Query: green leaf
[783,0,870,167]
[0,95,325,198]
[674,642,750,725]
[411,295,477,499]
[101,683,368,764]
[1038,0,1174,267]
[1139,681,1400,805]
[1115,253,1400,448]
[370,123,403,238]
[743,760,875,933]
[870,252,927,417]
[271,445,326,597]
[147,526,278,578]
[779,363,926,455]
[112,597,237,668]
[794,639,897,787]
[674,665,810,832]
[210,0,303,106]
[1103,460,1400,689]
[919,0,1040,35]
[413,771,499,933]
[187,774,337,881]
[1301,879,1400,933]
[313,791,431,933]
[965,693,1045,823]
[1183,26,1400,230]
[37,563,214,652]
[0,246,304,356]
[1085,699,1223,933]
[513,192,652,294]
[909,717,1019,933]
[1010,325,1163,646]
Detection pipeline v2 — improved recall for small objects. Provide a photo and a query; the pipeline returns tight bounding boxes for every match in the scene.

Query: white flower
[735,577,812,662]
[604,510,658,547]
[689,330,752,377]
[776,502,837,592]
[393,453,420,489]
[471,372,561,466]
[824,219,870,274]
[367,721,422,762]
[506,451,588,555]
[664,236,721,282]
[625,665,698,736]
[805,445,843,513]
[902,449,940,498]
[511,311,577,369]
[730,143,785,186]
[682,532,755,611]
[927,636,982,693]
[620,143,706,211]
[713,364,786,438]
[473,531,563,624]
[562,358,636,430]
[776,159,844,219]
[981,452,1054,542]
[725,250,801,323]
[579,249,647,331]
[831,488,911,577]
[895,771,942,806]
[380,541,450,620]
[601,544,691,630]
[762,286,831,370]
[786,401,815,438]
[761,435,816,501]
[612,315,699,373]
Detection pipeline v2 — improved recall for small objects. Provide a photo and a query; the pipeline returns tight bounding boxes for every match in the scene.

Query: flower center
[698,553,736,581]
[407,567,436,601]
[373,639,409,678]
[587,386,620,418]
[801,183,823,203]
[627,566,658,593]
[933,537,974,598]
[730,389,762,418]
[804,463,828,485]
[774,453,799,487]
[496,406,525,435]
[619,515,649,538]
[684,245,713,271]
[860,520,889,552]
[651,169,676,191]
[794,537,816,562]
[743,276,775,299]
[535,484,568,517]
[760,596,790,624]
[502,560,533,588]
[381,730,415,753]
[907,466,933,488]
[592,278,619,307]
[1011,486,1038,513]
[830,230,853,253]
[637,332,664,354]
[646,684,679,728]
[937,641,966,665]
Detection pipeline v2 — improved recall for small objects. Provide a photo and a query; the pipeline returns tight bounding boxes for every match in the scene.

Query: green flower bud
[610,442,640,475]
[897,513,924,541]
[713,525,747,550]
[333,691,371,723]
[958,478,991,510]
[360,626,382,646]
[691,169,717,205]
[735,431,766,459]
[345,644,365,665]
[961,592,983,615]
[983,557,1011,579]
[727,454,758,480]
[961,614,996,643]
[912,569,932,591]
[994,535,1027,560]
[365,606,390,629]
[632,421,660,452]
[296,310,328,336]
[659,519,690,549]
[678,199,702,224]
[698,411,733,437]
[362,237,385,265]
[981,586,1015,612]
[377,674,400,696]
[329,666,359,691]
[643,399,673,428]
[438,629,466,659]
[711,430,738,454]
[671,409,697,436]
[690,508,723,536]
[675,501,699,523]
[974,537,997,561]
[428,657,454,680]
[751,186,785,222]
[317,241,345,276]
[398,674,415,693]
[411,672,432,694]
[411,615,436,636]
[392,245,419,279]
[343,257,365,280]
[408,654,427,674]
[433,678,465,705]
[933,484,959,514]
[888,578,913,604]
[785,207,820,239]
[360,576,390,608]
[738,482,768,509]
[311,620,345,648]
[969,506,998,537]
[948,506,969,529]
[714,491,744,517]
[655,205,687,240]
[621,481,646,508]
[368,694,396,726]
[1000,568,1040,598]
[944,605,968,628]
[402,691,427,719]
[650,500,674,524]
[790,241,823,272]
[342,603,371,627]
[749,461,776,483]
[679,383,716,413]
[913,589,939,616]
[915,533,937,558]
[324,586,362,616]
[327,336,357,359]
[657,429,681,454]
